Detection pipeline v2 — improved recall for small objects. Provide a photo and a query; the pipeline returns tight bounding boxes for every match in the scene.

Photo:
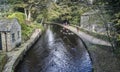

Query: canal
[15,25,92,72]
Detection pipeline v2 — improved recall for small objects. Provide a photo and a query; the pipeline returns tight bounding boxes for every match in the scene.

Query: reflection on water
[46,29,55,46]
[15,26,92,72]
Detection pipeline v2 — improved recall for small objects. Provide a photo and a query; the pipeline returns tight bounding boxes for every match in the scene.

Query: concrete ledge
[62,25,111,46]
[2,29,41,72]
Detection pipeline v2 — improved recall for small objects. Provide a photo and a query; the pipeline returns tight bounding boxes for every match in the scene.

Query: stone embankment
[2,29,41,72]
[62,25,120,72]
[63,25,111,46]
[50,23,111,46]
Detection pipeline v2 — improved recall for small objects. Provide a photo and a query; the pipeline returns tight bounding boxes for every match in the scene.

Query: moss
[7,12,25,24]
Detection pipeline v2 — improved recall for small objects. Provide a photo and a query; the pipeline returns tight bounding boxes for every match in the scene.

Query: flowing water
[15,26,92,72]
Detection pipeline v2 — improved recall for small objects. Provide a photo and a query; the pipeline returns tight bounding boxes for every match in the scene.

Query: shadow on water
[15,25,93,72]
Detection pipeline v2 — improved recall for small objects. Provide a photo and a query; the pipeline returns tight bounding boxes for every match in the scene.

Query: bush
[8,12,25,24]
[7,12,43,42]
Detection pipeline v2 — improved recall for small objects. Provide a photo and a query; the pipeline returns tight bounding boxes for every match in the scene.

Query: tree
[8,0,53,23]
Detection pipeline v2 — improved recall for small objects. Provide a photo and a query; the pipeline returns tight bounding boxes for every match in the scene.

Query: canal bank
[15,27,92,72]
[2,29,42,72]
[61,25,120,72]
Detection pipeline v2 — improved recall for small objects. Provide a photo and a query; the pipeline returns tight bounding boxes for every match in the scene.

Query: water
[15,26,92,72]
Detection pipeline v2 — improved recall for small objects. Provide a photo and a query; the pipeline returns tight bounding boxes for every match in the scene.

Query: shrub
[8,12,25,24]
[7,12,43,42]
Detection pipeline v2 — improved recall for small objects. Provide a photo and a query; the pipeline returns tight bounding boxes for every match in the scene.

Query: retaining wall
[2,29,41,72]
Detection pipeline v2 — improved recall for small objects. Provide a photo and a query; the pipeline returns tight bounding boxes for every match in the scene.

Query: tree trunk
[24,8,31,24]
[28,10,31,21]
[92,24,95,32]
[79,16,81,26]
[41,17,44,24]
[24,8,28,21]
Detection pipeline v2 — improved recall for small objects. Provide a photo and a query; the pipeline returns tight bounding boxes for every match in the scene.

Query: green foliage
[7,12,30,41]
[46,1,90,25]
[102,0,120,55]
[36,14,43,23]
[114,12,120,25]
[8,12,25,24]
[7,12,43,42]
[115,16,120,54]
[21,23,43,42]
[21,24,33,41]
[8,0,89,25]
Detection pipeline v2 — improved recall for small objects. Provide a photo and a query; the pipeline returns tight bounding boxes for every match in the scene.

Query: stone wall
[3,29,41,72]
[11,20,21,49]
[1,32,7,51]
[7,33,12,51]
[0,21,21,52]
[1,32,13,51]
